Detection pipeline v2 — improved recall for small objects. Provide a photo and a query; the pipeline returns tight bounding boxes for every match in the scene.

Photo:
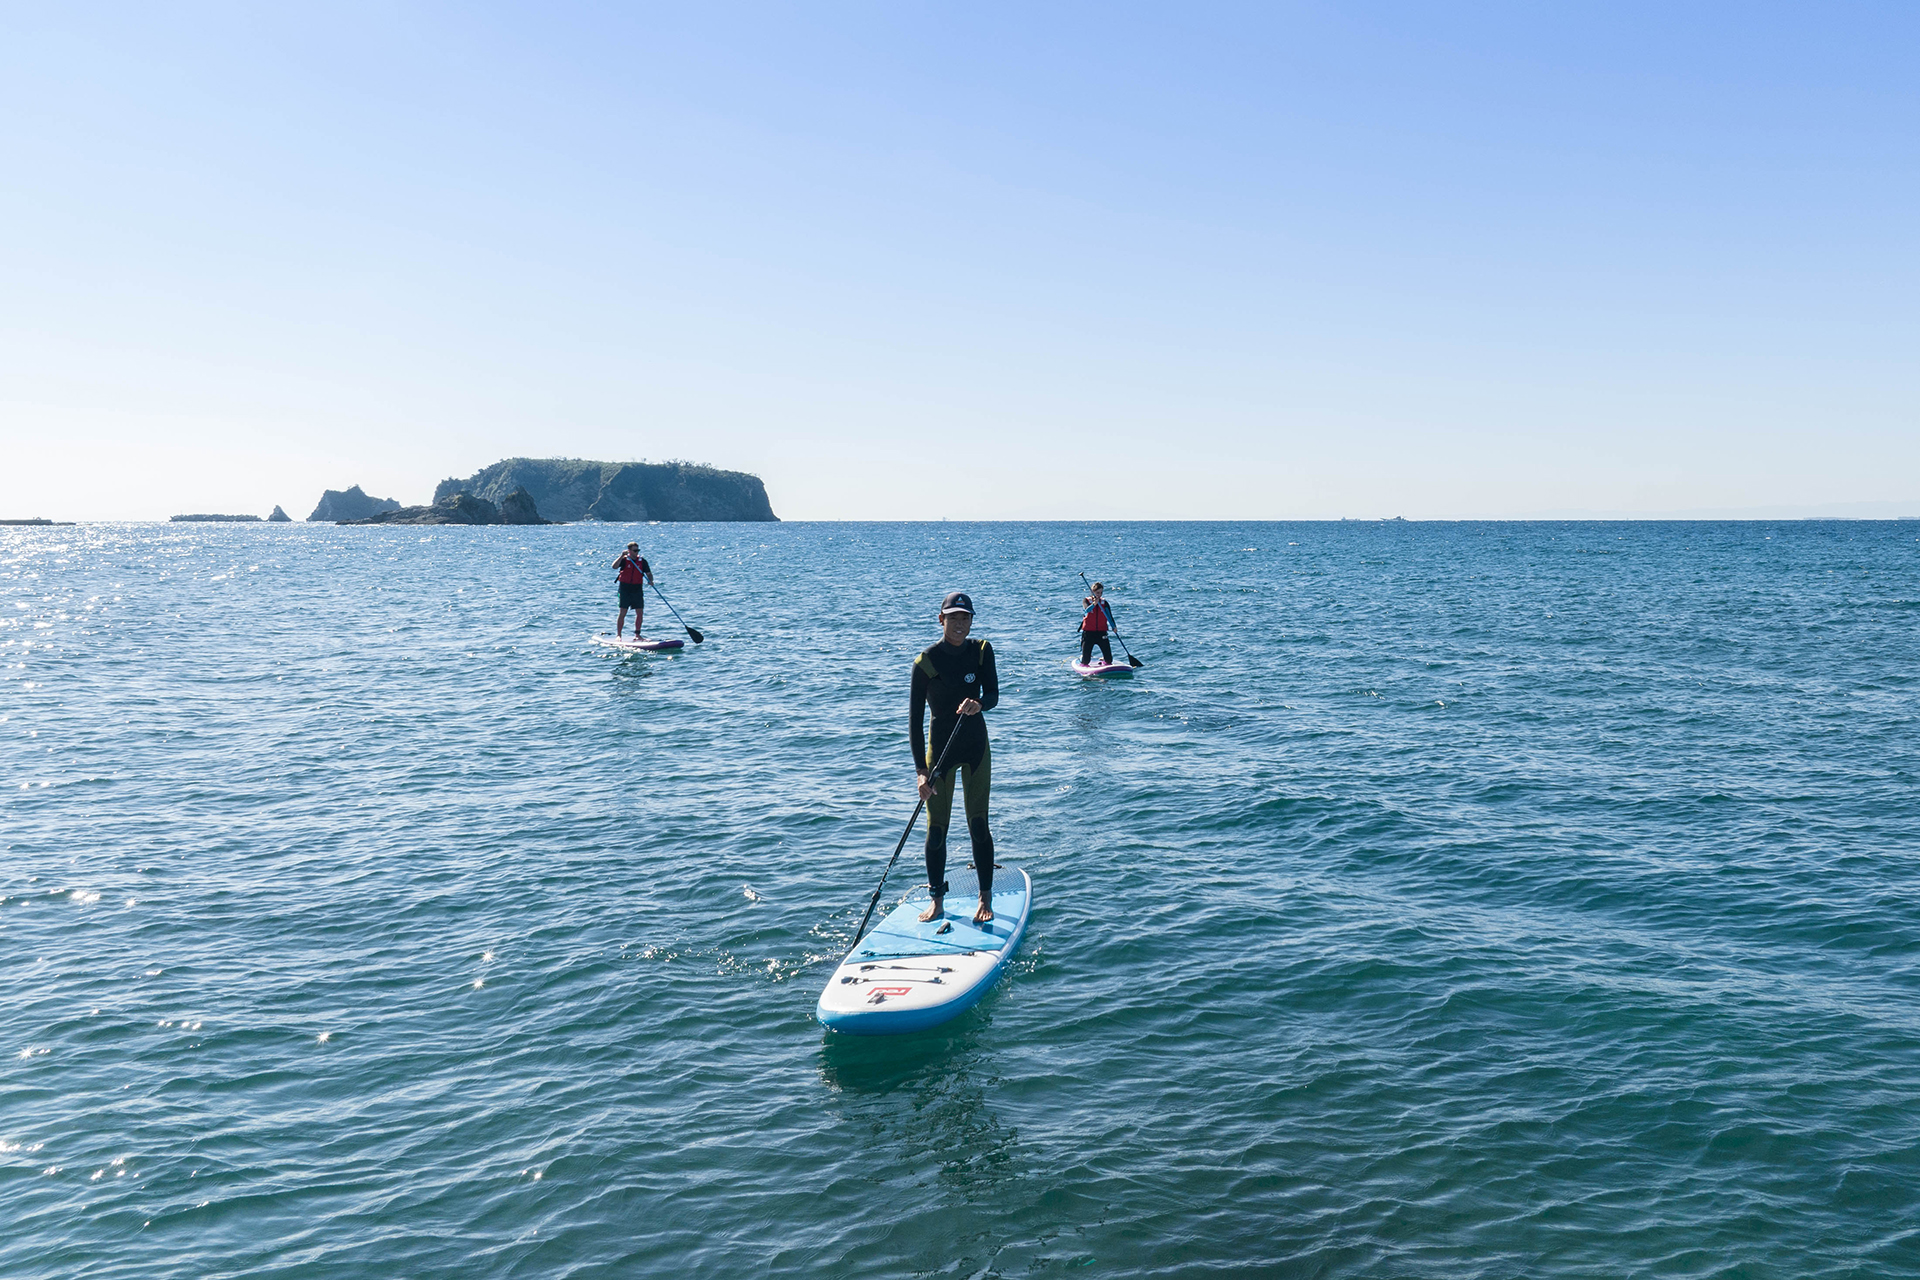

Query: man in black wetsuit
[910,591,1001,925]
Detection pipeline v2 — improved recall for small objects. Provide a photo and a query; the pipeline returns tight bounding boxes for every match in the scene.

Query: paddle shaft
[649,583,703,643]
[1079,571,1144,667]
[849,714,969,947]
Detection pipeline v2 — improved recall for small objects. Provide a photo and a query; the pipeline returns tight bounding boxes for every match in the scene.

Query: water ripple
[4,520,1920,1277]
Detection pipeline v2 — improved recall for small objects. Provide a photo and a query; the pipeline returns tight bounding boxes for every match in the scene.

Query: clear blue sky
[2,3,1915,520]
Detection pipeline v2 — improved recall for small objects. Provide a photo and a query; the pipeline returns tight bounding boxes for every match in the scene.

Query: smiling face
[941,610,973,645]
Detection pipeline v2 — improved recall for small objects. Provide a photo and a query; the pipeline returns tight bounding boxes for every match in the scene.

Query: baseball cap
[940,591,974,616]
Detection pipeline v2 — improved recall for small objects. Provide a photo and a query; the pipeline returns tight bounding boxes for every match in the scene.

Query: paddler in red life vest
[910,591,1001,925]
[1080,582,1116,667]
[611,542,654,638]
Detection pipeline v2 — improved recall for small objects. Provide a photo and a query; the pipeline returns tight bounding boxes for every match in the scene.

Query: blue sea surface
[4,520,1919,1278]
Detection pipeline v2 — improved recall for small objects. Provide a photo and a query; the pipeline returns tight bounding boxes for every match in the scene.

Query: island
[308,486,402,522]
[269,505,292,522]
[340,486,550,526]
[170,513,263,522]
[1,518,72,526]
[434,457,777,522]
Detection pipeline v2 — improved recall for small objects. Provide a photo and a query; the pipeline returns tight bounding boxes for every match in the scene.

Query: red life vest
[1081,600,1110,632]
[617,554,649,585]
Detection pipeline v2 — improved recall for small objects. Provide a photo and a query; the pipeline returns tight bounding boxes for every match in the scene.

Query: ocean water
[4,520,1919,1279]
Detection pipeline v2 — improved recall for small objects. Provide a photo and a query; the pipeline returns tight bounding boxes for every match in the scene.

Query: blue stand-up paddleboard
[1071,658,1133,677]
[593,634,685,653]
[818,865,1031,1035]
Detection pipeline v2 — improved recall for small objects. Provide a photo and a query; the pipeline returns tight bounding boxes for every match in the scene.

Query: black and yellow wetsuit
[909,637,1000,900]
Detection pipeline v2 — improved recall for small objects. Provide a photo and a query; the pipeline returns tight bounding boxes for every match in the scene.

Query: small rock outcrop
[435,457,777,522]
[308,486,402,522]
[170,513,262,522]
[268,505,292,522]
[496,487,549,524]
[341,486,553,526]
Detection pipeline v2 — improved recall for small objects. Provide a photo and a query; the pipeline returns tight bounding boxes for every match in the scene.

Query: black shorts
[618,582,645,608]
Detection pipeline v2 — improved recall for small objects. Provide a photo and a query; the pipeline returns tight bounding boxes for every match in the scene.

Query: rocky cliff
[309,486,402,522]
[268,505,292,522]
[342,487,551,526]
[434,458,777,522]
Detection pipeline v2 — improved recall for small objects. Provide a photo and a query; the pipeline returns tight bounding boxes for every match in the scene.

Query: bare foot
[919,898,944,923]
[974,900,994,925]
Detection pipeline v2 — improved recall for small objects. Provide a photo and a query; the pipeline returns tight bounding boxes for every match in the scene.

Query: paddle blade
[687,626,704,643]
[1129,654,1145,667]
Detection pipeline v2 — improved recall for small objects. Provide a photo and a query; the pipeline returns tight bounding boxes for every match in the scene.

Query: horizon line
[17,514,1920,526]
